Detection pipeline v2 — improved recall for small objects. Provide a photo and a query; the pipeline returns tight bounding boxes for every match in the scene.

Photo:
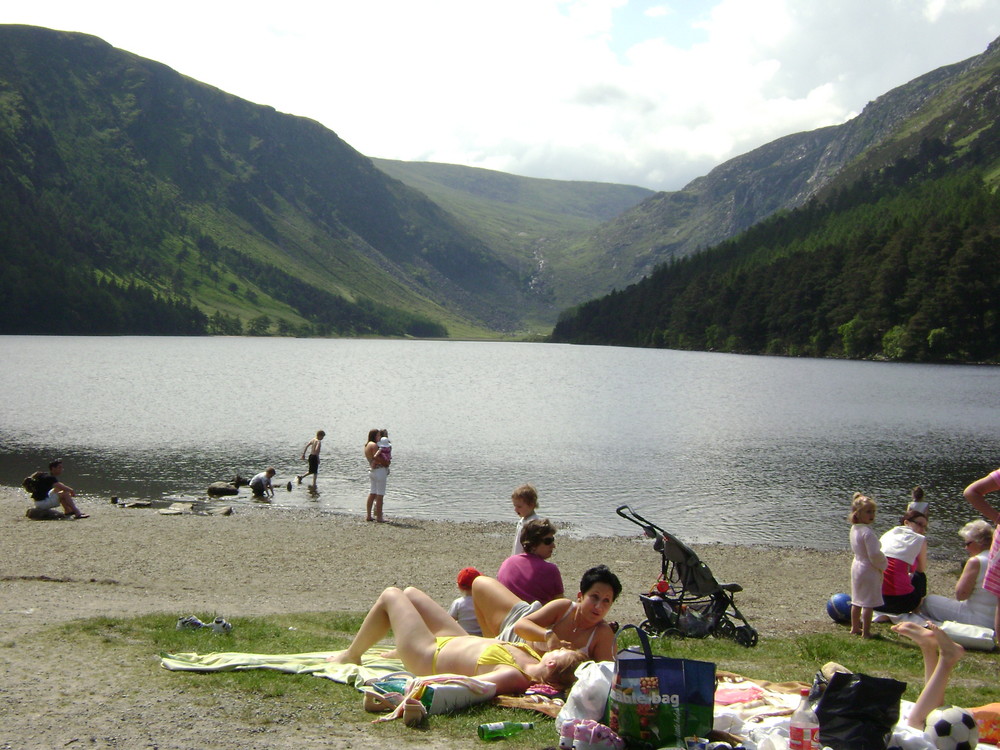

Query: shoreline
[0,486,964,748]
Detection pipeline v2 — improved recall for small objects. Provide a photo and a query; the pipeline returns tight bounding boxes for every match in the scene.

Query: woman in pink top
[496,518,564,605]
[962,468,1000,639]
[876,509,928,615]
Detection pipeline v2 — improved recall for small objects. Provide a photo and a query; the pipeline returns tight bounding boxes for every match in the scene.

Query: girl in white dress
[849,492,887,638]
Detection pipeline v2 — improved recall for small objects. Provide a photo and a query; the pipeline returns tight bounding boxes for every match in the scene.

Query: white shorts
[369,466,388,495]
[34,489,61,511]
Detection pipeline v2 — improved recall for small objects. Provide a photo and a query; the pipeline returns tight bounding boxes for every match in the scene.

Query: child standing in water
[849,492,887,638]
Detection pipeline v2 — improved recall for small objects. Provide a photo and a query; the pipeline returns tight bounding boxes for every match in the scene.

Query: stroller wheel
[713,618,736,640]
[733,625,759,648]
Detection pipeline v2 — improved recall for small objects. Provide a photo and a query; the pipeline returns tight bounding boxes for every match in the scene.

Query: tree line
[551,166,1000,363]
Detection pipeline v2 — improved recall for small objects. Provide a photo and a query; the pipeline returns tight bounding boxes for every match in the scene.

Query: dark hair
[521,518,556,554]
[580,565,622,601]
[367,428,380,444]
[912,486,924,502]
[900,509,927,526]
[48,459,62,471]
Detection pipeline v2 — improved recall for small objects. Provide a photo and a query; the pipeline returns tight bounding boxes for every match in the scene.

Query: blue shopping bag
[607,624,716,749]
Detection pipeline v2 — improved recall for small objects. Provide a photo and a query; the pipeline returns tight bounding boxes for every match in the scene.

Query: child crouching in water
[849,492,887,638]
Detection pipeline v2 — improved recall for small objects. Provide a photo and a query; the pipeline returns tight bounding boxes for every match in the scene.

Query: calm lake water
[2,336,999,555]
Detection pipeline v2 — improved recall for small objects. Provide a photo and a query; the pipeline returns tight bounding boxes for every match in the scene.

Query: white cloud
[4,0,1000,190]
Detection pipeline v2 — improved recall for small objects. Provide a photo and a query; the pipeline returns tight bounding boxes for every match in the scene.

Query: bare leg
[326,587,436,674]
[403,587,467,636]
[861,606,875,638]
[366,494,377,521]
[472,576,524,637]
[374,494,384,522]
[56,490,82,517]
[892,621,964,730]
[850,605,862,636]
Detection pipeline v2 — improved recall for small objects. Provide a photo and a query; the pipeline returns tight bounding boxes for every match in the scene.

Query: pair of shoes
[177,615,206,630]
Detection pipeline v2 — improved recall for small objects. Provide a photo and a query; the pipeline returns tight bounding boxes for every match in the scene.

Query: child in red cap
[448,567,483,635]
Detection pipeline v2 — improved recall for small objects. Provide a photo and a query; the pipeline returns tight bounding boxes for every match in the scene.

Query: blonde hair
[960,519,993,548]
[849,492,877,524]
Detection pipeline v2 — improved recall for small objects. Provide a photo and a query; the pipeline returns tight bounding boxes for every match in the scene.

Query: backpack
[22,474,37,494]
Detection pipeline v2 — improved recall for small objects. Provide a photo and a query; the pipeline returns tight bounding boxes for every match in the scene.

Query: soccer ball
[826,593,852,624]
[924,705,978,750]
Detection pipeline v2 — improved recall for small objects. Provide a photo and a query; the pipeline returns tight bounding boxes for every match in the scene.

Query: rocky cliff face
[586,36,1000,283]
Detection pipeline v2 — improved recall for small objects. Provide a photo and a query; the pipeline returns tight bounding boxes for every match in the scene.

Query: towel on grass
[160,647,406,688]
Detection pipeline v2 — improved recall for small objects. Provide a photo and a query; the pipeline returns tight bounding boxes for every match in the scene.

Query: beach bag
[556,660,614,729]
[607,624,716,749]
[814,670,905,750]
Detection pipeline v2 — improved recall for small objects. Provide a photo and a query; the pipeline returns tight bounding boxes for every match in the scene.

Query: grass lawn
[63,612,1000,748]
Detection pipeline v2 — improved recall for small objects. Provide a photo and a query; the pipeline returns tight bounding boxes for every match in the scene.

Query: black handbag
[814,671,906,750]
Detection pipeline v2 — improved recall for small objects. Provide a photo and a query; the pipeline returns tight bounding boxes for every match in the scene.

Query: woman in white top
[918,519,998,631]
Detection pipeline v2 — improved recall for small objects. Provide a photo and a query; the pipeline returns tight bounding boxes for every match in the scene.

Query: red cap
[457,567,482,590]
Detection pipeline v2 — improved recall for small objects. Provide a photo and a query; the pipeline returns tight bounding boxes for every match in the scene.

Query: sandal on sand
[73,513,90,519]
[363,690,404,713]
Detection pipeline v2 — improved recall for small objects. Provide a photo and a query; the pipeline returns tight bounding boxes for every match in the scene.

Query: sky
[6,1,1000,191]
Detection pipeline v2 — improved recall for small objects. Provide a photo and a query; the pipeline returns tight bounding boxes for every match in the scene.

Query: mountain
[0,25,545,337]
[371,158,654,322]
[550,38,1000,363]
[578,36,1000,287]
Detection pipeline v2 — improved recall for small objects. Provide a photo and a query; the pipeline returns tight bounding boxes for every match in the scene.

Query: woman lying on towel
[472,564,622,662]
[326,585,585,696]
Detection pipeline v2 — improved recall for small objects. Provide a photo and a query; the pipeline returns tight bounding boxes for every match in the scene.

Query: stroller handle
[616,504,662,539]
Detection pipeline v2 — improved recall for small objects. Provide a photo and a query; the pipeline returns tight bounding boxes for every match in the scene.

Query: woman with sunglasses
[495,518,564,606]
[917,519,997,631]
[875,508,929,616]
[472,565,621,662]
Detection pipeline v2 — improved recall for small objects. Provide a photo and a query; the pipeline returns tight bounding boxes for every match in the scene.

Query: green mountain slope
[372,158,653,321]
[0,25,532,337]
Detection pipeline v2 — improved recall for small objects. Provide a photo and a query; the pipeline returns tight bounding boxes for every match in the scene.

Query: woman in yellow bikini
[326,586,584,696]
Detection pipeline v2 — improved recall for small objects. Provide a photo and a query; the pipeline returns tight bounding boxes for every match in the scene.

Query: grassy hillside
[0,26,531,337]
[372,159,653,323]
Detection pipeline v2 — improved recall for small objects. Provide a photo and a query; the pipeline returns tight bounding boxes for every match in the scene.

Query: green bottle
[477,721,534,740]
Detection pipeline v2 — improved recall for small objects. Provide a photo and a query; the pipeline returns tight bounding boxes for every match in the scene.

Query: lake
[2,336,999,555]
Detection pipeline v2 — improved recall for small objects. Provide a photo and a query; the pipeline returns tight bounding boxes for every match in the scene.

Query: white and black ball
[924,705,978,750]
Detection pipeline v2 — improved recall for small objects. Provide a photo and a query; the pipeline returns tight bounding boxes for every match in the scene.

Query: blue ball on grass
[826,593,852,624]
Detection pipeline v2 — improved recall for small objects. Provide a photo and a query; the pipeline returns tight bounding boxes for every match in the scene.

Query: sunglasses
[541,536,555,545]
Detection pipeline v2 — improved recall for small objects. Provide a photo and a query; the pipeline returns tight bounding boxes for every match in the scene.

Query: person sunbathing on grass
[326,585,585,696]
[891,620,968,731]
[472,565,621,662]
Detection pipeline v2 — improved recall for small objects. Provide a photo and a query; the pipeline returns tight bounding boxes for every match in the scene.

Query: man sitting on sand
[25,459,88,519]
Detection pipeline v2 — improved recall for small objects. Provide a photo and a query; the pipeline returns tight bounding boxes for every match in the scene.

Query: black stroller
[617,504,759,648]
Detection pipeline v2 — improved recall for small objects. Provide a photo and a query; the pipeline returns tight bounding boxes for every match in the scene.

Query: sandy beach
[0,487,963,749]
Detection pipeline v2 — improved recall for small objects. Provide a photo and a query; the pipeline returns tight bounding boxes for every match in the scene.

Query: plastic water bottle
[789,687,819,750]
[477,721,534,740]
